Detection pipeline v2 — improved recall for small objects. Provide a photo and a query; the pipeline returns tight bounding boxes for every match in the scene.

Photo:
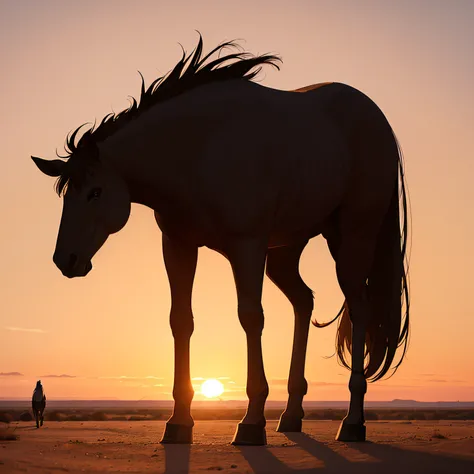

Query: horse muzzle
[53,252,93,278]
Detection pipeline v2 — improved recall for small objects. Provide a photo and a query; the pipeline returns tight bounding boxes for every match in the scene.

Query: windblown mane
[55,35,281,195]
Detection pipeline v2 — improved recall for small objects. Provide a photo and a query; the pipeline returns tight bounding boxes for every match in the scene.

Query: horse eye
[87,187,102,202]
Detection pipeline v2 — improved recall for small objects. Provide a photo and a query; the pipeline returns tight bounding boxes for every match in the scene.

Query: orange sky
[1,0,473,402]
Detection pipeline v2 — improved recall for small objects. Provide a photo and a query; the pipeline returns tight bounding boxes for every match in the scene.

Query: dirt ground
[1,420,473,473]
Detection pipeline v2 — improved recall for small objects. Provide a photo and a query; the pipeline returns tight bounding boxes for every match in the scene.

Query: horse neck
[98,80,257,211]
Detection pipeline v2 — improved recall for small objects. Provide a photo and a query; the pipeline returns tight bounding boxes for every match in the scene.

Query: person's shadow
[13,425,38,431]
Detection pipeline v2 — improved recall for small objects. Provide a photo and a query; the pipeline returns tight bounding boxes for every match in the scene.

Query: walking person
[32,380,46,428]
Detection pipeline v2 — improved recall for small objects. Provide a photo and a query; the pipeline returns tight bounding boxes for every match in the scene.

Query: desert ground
[1,420,473,473]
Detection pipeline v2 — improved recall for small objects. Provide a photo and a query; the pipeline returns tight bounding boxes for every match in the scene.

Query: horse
[31,36,410,446]
[32,380,46,428]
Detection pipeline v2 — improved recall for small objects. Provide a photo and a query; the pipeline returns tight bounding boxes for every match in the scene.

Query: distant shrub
[323,410,335,420]
[365,411,379,421]
[64,414,82,422]
[408,411,426,420]
[90,411,107,421]
[151,413,167,420]
[0,426,18,440]
[192,409,242,421]
[386,411,400,420]
[19,411,33,422]
[0,412,13,423]
[0,406,470,423]
[432,431,448,439]
[127,416,145,421]
[45,411,63,422]
[454,411,474,420]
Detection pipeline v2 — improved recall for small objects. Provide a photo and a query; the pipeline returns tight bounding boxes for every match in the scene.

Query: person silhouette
[32,380,46,428]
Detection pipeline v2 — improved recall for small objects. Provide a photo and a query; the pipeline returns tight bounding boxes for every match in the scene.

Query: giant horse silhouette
[32,36,410,446]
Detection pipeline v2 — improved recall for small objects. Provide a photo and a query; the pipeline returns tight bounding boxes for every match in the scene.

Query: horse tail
[332,132,410,381]
[312,304,344,328]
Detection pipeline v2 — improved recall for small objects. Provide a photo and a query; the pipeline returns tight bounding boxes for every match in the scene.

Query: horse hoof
[231,423,267,446]
[276,415,302,432]
[160,423,193,444]
[335,421,366,442]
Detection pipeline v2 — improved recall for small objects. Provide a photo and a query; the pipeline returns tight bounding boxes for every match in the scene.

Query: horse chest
[154,209,221,248]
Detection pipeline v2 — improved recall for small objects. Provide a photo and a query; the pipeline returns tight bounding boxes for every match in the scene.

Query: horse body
[100,80,367,250]
[32,38,409,445]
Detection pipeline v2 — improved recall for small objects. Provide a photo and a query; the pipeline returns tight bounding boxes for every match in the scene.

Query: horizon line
[2,398,473,403]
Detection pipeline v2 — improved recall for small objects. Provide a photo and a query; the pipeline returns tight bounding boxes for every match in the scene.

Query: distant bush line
[1,408,474,423]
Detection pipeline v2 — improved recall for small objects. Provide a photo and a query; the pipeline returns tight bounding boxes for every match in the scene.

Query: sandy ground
[1,420,473,473]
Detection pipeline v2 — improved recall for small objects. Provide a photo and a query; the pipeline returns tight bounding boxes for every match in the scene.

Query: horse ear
[31,157,65,177]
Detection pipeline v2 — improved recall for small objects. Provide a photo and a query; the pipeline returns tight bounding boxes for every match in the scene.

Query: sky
[0,0,473,402]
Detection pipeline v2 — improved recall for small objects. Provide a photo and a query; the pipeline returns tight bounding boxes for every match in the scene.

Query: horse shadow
[237,433,351,474]
[161,432,474,474]
[163,443,191,474]
[239,432,474,474]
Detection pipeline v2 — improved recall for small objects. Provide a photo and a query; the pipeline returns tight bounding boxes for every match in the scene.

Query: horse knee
[238,302,264,335]
[288,376,308,396]
[170,308,194,339]
[173,385,195,404]
[349,372,367,395]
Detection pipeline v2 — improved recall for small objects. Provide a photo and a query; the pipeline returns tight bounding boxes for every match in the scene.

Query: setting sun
[201,379,224,399]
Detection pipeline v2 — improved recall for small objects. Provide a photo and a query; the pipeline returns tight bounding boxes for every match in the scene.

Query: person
[32,380,46,428]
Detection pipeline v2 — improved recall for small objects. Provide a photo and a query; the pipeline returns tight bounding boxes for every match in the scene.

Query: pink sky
[0,0,473,401]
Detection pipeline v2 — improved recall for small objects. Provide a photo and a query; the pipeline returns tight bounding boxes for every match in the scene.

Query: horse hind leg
[266,241,313,432]
[334,230,379,442]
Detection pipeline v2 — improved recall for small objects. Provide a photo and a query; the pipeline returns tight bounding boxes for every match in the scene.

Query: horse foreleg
[228,238,269,446]
[160,235,198,444]
[266,242,313,432]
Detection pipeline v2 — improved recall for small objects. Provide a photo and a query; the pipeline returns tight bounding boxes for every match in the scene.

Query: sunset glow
[0,1,472,403]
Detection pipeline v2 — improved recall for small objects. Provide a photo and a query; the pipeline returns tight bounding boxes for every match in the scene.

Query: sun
[201,379,224,399]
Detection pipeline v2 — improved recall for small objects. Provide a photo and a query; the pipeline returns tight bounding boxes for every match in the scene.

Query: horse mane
[55,35,281,195]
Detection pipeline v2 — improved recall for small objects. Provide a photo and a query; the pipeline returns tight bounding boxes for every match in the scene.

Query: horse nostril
[68,253,78,269]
